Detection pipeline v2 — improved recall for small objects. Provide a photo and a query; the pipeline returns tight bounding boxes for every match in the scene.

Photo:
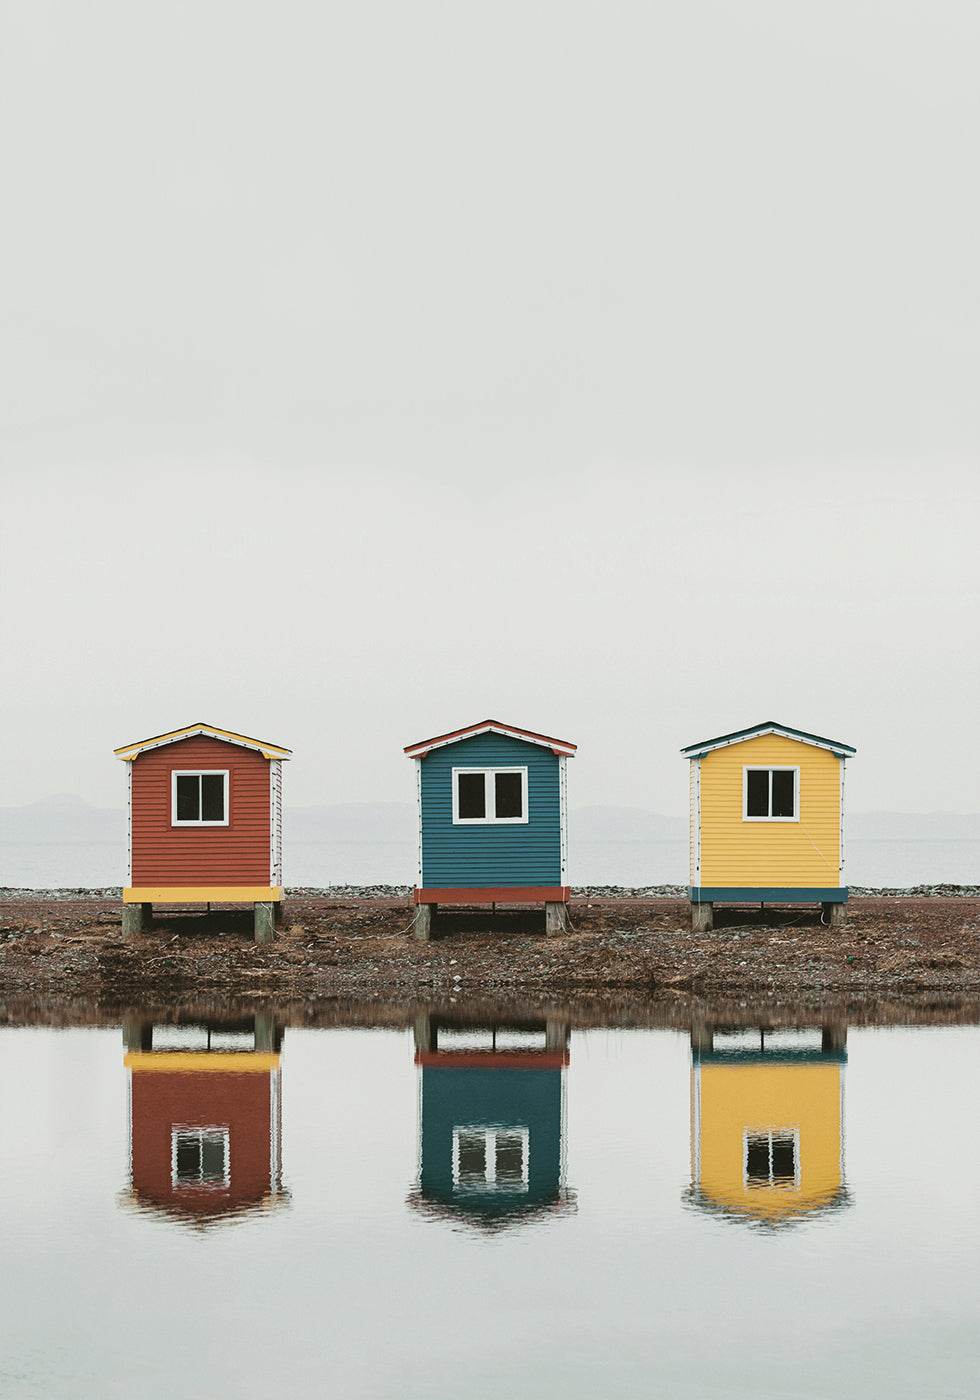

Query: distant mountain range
[2,796,978,844]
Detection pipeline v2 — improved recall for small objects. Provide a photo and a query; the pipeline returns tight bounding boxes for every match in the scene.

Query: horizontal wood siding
[131,736,271,886]
[699,735,842,888]
[420,733,561,888]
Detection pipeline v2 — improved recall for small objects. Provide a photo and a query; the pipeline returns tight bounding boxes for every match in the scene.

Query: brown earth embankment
[0,893,977,1026]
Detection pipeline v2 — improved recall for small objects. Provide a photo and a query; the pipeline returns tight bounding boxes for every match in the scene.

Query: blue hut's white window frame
[171,770,230,826]
[742,766,800,822]
[452,1124,530,1193]
[451,767,529,825]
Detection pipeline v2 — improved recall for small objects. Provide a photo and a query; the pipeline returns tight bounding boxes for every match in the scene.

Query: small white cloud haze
[1,2,977,817]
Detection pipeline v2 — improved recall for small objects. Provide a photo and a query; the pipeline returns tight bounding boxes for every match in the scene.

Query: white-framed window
[171,770,229,826]
[452,767,528,824]
[172,1126,230,1190]
[743,1128,800,1189]
[452,1125,530,1193]
[743,766,799,821]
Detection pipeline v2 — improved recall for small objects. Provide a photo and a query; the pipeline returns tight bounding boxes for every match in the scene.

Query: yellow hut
[681,721,856,930]
[688,1023,849,1228]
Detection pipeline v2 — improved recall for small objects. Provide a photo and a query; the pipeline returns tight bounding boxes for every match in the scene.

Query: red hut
[114,722,291,941]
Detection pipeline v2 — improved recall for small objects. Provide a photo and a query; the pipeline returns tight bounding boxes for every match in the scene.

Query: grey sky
[2,2,977,816]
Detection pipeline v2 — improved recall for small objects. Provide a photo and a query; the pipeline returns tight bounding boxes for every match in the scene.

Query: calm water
[1,1006,978,1398]
[2,837,978,887]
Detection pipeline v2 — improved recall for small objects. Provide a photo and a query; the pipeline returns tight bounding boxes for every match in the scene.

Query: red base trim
[415,1052,569,1069]
[414,886,570,905]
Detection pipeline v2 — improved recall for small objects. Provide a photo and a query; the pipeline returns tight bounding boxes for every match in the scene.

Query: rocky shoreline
[0,890,977,1017]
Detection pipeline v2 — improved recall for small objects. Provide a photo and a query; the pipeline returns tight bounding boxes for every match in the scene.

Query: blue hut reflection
[408,1012,576,1232]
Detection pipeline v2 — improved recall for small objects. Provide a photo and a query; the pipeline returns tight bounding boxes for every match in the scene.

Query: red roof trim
[404,719,576,758]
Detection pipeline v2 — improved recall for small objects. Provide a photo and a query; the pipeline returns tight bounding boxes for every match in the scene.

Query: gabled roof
[404,719,576,759]
[114,723,292,762]
[680,721,855,759]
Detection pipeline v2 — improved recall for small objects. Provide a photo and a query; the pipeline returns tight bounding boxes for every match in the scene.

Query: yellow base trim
[123,886,281,903]
[125,1051,278,1073]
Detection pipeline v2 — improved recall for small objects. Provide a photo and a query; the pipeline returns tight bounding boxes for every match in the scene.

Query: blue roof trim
[680,720,856,758]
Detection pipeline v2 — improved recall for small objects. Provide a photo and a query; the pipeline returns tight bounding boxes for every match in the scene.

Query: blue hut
[403,719,577,939]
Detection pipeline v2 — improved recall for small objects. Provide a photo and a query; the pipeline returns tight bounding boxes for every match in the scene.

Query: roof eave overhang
[681,725,855,760]
[405,722,576,760]
[114,724,292,762]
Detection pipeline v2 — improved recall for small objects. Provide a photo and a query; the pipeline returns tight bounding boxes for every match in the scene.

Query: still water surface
[1,1009,977,1398]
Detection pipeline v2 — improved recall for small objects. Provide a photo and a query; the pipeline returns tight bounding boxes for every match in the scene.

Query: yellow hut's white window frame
[742,766,800,822]
[743,1127,801,1190]
[451,767,529,824]
[171,770,230,826]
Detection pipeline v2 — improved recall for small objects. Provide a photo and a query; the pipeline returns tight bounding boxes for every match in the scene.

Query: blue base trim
[688,887,848,903]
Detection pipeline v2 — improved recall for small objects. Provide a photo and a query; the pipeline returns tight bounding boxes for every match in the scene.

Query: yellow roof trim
[114,723,291,761]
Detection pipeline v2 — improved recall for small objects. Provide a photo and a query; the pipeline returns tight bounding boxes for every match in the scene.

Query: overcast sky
[2,1,977,816]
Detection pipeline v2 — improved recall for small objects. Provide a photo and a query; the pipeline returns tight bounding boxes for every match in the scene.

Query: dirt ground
[0,894,977,1024]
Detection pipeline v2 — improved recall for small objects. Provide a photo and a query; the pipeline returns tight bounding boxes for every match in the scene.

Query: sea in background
[2,838,978,891]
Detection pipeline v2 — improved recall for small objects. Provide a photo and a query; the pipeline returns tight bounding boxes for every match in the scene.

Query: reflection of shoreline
[0,991,977,1034]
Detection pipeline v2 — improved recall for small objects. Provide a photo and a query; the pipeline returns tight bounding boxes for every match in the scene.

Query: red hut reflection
[122,1012,287,1227]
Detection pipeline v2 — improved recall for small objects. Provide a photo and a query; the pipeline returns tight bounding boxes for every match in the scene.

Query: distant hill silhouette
[2,796,978,846]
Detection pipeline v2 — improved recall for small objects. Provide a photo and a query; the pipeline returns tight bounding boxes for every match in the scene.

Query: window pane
[745,1136,770,1182]
[770,1135,796,1182]
[176,775,200,821]
[494,772,523,819]
[495,1134,525,1185]
[771,770,795,818]
[175,1136,202,1181]
[457,1131,487,1184]
[201,774,225,821]
[200,1136,227,1183]
[746,770,769,817]
[457,773,486,819]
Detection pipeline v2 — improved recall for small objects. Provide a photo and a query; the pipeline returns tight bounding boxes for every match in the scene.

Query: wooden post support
[823,901,847,927]
[545,902,569,936]
[254,902,276,943]
[413,1012,433,1053]
[274,901,284,928]
[822,1019,848,1054]
[691,1018,714,1054]
[691,900,713,932]
[122,903,144,939]
[545,1017,570,1052]
[122,1018,153,1052]
[254,1011,276,1052]
[413,903,436,942]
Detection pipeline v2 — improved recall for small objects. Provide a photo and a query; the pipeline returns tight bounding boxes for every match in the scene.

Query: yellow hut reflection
[689,1021,849,1227]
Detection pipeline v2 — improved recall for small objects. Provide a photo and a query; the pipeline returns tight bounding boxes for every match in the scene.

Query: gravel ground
[0,892,977,1019]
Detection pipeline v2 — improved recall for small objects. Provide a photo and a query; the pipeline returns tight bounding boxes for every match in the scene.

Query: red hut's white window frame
[171,770,230,826]
[451,767,529,825]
